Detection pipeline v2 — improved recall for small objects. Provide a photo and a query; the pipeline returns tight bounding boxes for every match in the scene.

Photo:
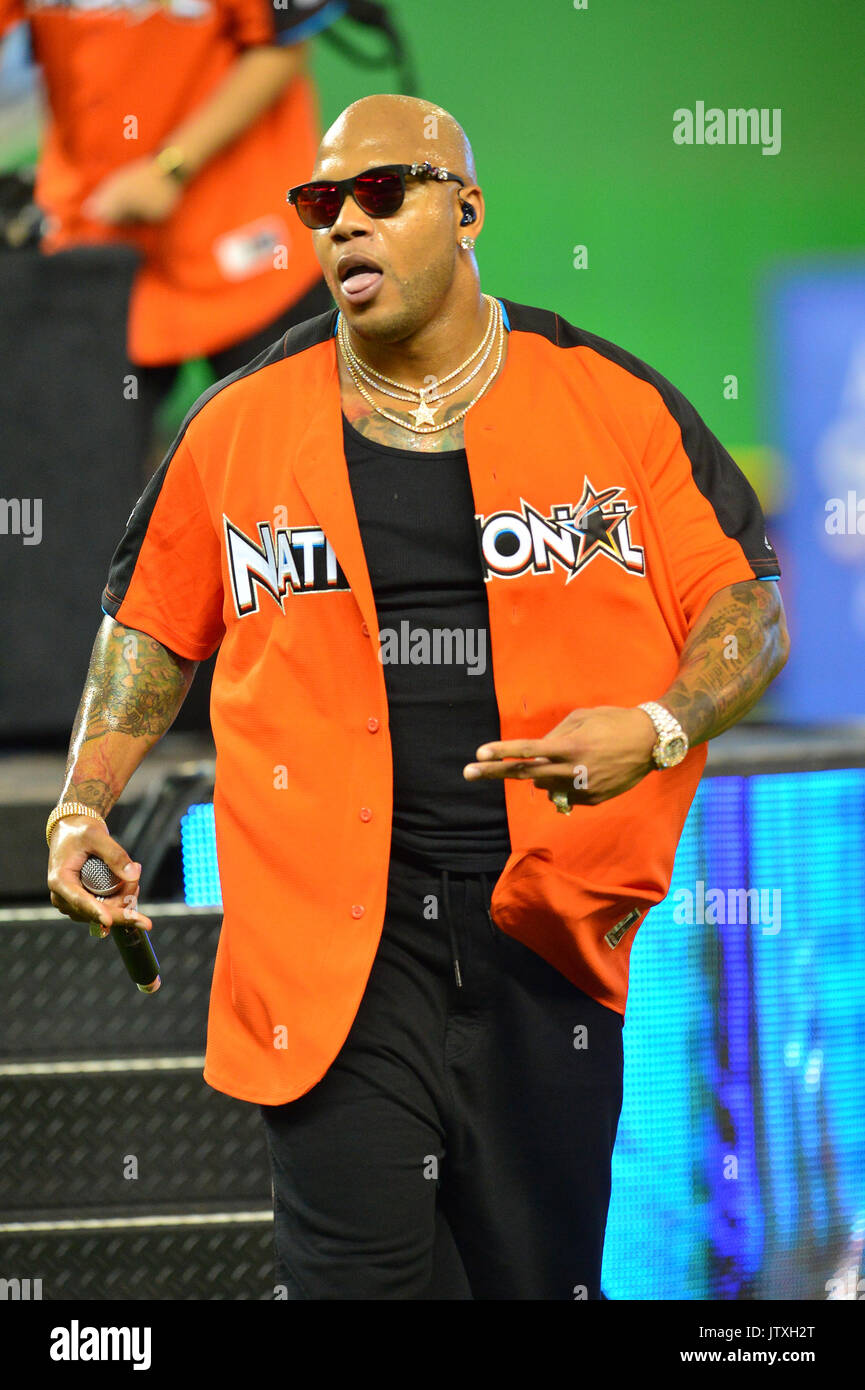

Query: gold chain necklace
[339,312,498,423]
[341,304,504,435]
[339,312,499,428]
[338,293,497,419]
[339,298,504,434]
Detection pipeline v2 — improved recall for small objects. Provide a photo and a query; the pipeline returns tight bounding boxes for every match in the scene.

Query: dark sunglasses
[286,161,465,230]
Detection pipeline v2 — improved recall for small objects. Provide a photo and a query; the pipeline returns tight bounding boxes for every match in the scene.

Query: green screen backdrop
[309,0,864,505]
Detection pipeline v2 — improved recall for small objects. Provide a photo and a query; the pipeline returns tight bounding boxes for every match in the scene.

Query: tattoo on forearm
[661,581,789,746]
[62,622,194,816]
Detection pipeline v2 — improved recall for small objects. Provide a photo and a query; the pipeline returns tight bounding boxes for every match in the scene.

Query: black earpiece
[459,203,477,226]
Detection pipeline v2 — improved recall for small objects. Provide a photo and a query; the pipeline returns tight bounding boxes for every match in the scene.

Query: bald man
[48,94,788,1300]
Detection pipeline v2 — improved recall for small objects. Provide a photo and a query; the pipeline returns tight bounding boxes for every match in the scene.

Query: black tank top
[343,412,511,871]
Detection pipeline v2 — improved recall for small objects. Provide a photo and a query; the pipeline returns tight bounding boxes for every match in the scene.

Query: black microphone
[80,855,161,994]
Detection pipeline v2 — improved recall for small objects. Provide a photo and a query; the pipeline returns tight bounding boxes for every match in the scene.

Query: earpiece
[459,203,477,226]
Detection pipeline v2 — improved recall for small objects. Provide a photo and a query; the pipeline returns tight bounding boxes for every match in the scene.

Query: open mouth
[337,255,384,304]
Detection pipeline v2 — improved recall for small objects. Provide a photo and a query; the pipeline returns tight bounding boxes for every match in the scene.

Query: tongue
[343,270,381,293]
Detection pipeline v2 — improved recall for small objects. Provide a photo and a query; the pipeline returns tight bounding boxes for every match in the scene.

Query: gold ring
[552,791,573,815]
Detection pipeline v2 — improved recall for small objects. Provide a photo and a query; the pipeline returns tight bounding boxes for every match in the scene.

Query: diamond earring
[459,236,476,250]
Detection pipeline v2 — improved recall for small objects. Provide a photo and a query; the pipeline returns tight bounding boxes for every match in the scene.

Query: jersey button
[351,904,365,919]
[359,807,373,822]
[367,717,380,733]
[360,621,370,637]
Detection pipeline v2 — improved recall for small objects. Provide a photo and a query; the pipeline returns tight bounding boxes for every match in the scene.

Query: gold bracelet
[152,144,189,184]
[46,802,107,847]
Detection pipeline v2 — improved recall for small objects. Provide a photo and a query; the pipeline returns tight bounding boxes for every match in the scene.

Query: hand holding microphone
[47,812,161,992]
[80,855,161,993]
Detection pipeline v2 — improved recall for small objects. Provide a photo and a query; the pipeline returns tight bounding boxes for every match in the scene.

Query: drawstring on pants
[438,867,496,989]
[440,867,461,988]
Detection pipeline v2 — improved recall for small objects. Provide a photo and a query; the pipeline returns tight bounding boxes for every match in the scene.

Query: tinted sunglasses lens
[353,170,404,217]
[295,185,341,229]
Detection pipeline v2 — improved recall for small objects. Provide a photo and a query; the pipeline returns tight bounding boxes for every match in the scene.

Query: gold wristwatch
[637,701,689,769]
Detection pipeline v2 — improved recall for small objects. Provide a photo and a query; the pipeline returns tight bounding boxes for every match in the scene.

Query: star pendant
[411,397,438,428]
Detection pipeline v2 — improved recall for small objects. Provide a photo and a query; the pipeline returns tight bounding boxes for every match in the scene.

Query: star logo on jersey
[475,478,645,583]
[568,479,643,579]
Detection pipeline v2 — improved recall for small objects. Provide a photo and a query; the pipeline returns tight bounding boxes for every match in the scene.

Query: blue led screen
[766,267,865,721]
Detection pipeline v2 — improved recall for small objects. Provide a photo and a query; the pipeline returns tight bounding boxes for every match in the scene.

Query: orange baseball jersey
[0,0,345,364]
[101,298,781,1104]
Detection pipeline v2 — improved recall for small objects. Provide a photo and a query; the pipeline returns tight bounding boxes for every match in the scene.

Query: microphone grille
[80,855,122,897]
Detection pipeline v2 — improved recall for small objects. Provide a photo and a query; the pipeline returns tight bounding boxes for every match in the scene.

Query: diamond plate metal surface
[0,912,220,1057]
[0,1071,271,1212]
[0,1223,276,1299]
[0,877,290,1296]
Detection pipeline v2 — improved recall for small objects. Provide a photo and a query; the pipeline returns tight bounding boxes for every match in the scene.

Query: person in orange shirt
[0,0,345,449]
[46,94,789,1299]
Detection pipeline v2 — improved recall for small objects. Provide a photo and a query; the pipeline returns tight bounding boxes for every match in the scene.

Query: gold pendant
[411,396,438,428]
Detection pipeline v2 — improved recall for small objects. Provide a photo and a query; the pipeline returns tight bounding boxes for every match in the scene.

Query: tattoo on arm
[62,619,197,817]
[660,580,790,746]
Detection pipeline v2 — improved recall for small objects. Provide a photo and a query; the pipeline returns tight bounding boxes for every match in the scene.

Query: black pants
[259,847,625,1300]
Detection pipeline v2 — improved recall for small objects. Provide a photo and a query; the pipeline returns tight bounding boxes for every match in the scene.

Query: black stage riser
[0,1223,275,1300]
[0,910,220,1057]
[0,1069,270,1212]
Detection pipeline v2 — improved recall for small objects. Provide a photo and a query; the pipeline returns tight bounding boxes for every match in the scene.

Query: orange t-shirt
[101,298,781,1104]
[0,0,344,364]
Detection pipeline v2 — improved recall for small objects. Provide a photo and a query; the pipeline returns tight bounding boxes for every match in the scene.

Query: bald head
[305,93,485,347]
[314,94,477,183]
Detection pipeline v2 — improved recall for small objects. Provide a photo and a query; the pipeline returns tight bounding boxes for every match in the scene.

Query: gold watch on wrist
[152,145,189,184]
[637,701,690,769]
